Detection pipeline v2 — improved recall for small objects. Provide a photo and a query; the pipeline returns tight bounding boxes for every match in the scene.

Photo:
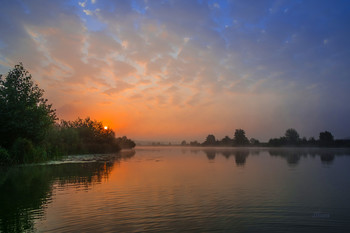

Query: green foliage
[11,138,36,164]
[0,63,57,148]
[43,125,81,156]
[10,138,48,164]
[59,117,121,154]
[0,147,11,165]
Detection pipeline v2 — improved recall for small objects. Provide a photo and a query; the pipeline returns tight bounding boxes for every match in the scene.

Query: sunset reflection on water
[1,147,350,232]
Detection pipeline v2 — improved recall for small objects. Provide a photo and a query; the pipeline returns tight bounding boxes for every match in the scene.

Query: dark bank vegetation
[0,63,135,165]
[183,128,350,148]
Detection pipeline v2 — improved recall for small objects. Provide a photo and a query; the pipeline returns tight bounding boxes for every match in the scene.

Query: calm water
[1,147,350,232]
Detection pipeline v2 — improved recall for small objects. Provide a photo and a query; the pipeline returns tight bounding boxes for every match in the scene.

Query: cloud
[1,0,350,140]
[104,81,134,95]
[79,1,86,8]
[83,9,93,15]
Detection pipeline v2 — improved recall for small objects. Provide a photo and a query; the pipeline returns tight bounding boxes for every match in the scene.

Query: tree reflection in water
[204,150,216,160]
[0,150,135,233]
[267,148,343,166]
[199,147,349,167]
[269,150,303,166]
[202,149,250,166]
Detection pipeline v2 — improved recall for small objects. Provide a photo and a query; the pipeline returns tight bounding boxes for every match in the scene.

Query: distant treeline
[181,128,350,148]
[0,63,135,165]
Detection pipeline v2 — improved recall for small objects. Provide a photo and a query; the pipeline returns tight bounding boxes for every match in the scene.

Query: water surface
[1,147,350,232]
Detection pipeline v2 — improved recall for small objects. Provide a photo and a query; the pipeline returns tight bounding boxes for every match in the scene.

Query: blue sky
[0,0,350,141]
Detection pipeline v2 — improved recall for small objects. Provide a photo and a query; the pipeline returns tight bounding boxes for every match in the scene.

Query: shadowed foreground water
[1,147,350,232]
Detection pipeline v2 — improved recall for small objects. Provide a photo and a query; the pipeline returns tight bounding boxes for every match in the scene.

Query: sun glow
[104,126,108,130]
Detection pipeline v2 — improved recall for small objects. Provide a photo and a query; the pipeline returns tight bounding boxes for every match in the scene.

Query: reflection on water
[0,150,135,232]
[203,149,249,166]
[201,147,346,167]
[1,147,350,232]
[267,148,345,166]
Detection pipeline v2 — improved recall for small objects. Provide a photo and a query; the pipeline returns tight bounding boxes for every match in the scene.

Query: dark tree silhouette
[250,138,260,146]
[319,131,334,147]
[115,136,136,149]
[233,129,249,146]
[59,117,122,153]
[308,137,317,146]
[190,141,200,146]
[221,136,232,146]
[285,128,300,145]
[203,134,216,146]
[268,137,287,146]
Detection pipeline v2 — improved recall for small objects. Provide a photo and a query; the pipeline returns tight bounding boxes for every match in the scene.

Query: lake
[1,147,350,232]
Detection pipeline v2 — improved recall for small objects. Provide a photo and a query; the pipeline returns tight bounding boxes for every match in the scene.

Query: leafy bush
[59,117,121,154]
[11,138,36,164]
[0,147,11,165]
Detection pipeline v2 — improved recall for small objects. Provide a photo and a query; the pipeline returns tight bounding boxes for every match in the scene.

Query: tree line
[0,63,135,165]
[181,128,350,147]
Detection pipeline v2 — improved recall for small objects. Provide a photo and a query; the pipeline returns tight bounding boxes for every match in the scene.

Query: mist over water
[1,147,350,232]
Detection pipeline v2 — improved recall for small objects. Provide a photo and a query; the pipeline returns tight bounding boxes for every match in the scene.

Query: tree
[308,137,317,146]
[0,63,57,148]
[233,129,249,146]
[285,128,300,145]
[268,137,287,147]
[59,117,121,153]
[203,134,216,146]
[221,136,232,146]
[181,140,187,146]
[115,136,136,149]
[319,131,334,147]
[250,138,260,146]
[190,141,200,146]
[60,117,115,144]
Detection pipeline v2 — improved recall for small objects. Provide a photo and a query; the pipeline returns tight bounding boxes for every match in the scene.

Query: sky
[0,0,350,142]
